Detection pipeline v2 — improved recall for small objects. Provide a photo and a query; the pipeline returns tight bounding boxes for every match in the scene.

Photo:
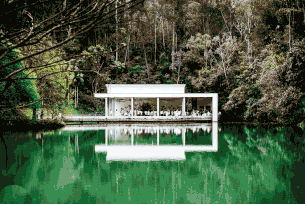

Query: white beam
[95,93,218,98]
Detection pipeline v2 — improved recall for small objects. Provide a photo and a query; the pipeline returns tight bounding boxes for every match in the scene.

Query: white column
[212,94,218,122]
[105,98,108,116]
[212,122,218,151]
[110,99,112,116]
[105,128,108,146]
[131,128,134,146]
[109,98,111,116]
[131,97,134,116]
[157,97,160,116]
[211,99,213,117]
[112,98,115,116]
[157,126,160,146]
[182,128,186,146]
[182,97,185,116]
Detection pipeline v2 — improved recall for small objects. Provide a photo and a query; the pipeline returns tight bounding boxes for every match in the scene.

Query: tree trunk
[67,88,69,104]
[76,87,78,106]
[177,65,180,84]
[116,0,118,62]
[65,74,69,100]
[75,87,77,108]
[75,87,78,108]
[0,136,9,174]
[32,107,37,122]
[40,109,44,119]
[289,12,291,52]
[124,35,130,64]
[162,17,165,49]
[172,22,175,64]
[167,20,169,35]
[128,35,130,63]
[248,15,250,63]
[41,87,43,108]
[143,44,149,70]
[176,32,177,51]
[155,14,157,64]
[92,79,95,96]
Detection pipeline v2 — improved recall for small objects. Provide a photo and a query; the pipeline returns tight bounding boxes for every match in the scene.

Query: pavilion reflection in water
[96,123,217,161]
[61,123,218,161]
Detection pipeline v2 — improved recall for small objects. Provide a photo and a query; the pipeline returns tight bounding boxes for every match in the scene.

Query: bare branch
[0,0,144,77]
[0,98,42,111]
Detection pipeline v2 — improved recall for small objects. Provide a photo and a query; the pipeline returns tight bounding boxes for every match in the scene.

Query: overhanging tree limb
[0,0,144,79]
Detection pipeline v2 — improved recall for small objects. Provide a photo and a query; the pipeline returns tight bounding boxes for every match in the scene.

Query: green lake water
[0,123,304,203]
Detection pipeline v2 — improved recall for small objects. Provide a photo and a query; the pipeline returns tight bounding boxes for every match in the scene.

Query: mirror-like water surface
[0,123,304,203]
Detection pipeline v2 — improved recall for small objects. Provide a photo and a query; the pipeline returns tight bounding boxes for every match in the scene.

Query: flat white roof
[105,84,186,94]
[106,84,186,86]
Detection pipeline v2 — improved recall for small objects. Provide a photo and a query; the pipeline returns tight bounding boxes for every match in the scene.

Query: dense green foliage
[1,0,305,124]
[0,46,39,109]
[0,39,39,121]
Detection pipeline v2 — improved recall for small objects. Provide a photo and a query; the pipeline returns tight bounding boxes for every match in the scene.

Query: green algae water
[0,123,304,203]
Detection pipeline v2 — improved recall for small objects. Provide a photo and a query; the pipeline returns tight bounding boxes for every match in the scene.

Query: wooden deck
[63,115,213,124]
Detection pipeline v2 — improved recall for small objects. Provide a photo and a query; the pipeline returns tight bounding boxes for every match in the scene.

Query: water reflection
[0,123,303,203]
[62,123,218,161]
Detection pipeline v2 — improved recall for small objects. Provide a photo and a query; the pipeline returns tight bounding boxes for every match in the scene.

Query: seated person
[192,110,197,116]
[166,110,170,116]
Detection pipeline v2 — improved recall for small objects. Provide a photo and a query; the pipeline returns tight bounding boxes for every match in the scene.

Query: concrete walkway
[63,115,213,123]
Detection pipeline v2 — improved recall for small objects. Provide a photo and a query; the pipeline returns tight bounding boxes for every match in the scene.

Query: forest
[1,0,305,126]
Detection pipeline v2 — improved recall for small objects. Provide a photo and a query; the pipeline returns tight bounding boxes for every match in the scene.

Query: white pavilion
[94,84,218,122]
